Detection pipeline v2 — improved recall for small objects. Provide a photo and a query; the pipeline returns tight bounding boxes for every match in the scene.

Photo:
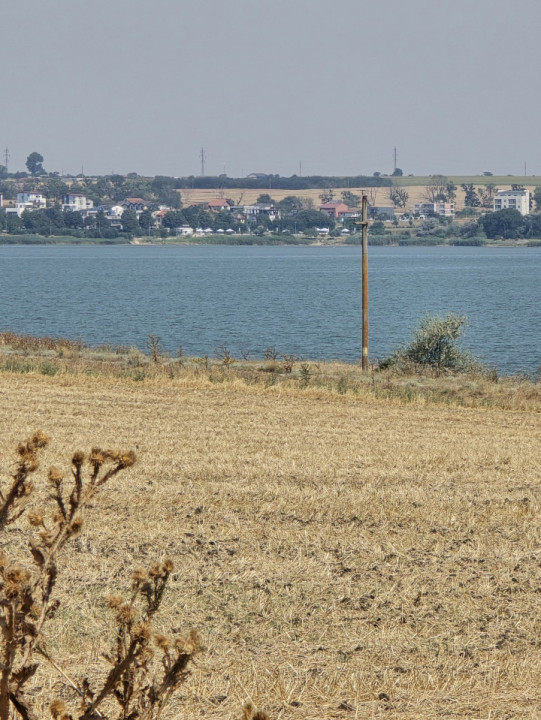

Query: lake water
[0,244,539,374]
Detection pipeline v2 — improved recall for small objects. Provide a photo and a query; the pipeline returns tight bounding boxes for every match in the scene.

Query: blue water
[0,244,539,374]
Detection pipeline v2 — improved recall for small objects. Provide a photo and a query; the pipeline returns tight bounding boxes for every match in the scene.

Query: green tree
[121,208,140,234]
[523,213,541,238]
[341,190,361,208]
[138,209,154,234]
[391,167,403,176]
[319,189,335,203]
[369,220,388,235]
[461,184,480,208]
[25,152,45,176]
[161,210,186,230]
[0,165,7,180]
[445,182,457,202]
[479,208,524,239]
[423,175,449,202]
[256,193,274,204]
[276,195,305,215]
[43,177,69,203]
[478,183,498,209]
[63,210,85,229]
[389,187,409,208]
[533,186,541,211]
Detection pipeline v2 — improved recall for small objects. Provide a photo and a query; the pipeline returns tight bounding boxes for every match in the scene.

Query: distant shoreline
[0,235,539,248]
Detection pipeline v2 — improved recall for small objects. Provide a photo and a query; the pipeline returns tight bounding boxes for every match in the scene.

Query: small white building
[15,192,46,215]
[493,189,530,215]
[176,226,194,236]
[62,193,93,213]
[413,201,455,217]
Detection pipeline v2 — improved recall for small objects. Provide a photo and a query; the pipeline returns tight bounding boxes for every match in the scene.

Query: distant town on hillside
[1,152,541,244]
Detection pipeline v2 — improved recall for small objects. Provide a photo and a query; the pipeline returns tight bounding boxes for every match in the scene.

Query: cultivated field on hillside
[178,183,539,214]
[1,366,540,719]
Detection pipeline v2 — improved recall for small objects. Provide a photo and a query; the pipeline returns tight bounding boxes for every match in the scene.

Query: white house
[15,192,46,216]
[243,204,276,219]
[413,201,455,217]
[493,189,530,215]
[62,193,93,213]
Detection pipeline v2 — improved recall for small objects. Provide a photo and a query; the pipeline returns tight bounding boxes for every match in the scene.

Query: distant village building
[243,203,276,218]
[207,199,230,212]
[493,189,530,215]
[413,201,455,217]
[121,197,146,213]
[319,202,349,218]
[369,206,395,219]
[61,193,93,213]
[15,192,46,216]
[246,173,269,180]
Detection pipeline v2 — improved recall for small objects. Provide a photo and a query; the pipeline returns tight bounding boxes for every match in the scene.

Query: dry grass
[0,362,540,718]
[0,333,540,413]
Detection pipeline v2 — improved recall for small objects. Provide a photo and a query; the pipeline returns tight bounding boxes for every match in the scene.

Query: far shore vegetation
[2,156,541,245]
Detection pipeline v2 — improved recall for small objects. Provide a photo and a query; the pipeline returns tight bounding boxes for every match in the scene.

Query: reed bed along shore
[0,333,540,718]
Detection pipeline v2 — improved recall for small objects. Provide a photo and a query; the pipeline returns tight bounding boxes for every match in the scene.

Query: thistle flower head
[154,633,170,651]
[71,451,85,466]
[50,699,66,719]
[28,510,45,527]
[149,562,164,578]
[118,451,136,468]
[106,595,123,609]
[132,622,151,643]
[116,604,136,625]
[89,448,106,466]
[68,517,83,535]
[31,431,49,449]
[48,466,63,486]
[132,568,147,587]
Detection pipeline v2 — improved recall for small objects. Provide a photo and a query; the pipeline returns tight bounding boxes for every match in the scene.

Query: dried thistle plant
[281,354,296,374]
[0,434,197,720]
[71,562,200,720]
[146,335,162,364]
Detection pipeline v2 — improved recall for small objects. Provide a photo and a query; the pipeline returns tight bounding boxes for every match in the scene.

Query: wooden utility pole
[361,195,369,370]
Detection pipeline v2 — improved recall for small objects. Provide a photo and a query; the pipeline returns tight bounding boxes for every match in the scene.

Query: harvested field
[1,372,541,718]
[176,184,540,215]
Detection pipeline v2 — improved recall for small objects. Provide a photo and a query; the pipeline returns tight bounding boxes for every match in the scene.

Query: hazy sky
[2,0,540,178]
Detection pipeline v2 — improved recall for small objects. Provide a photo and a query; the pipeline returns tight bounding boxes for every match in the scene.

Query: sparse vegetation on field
[0,331,539,412]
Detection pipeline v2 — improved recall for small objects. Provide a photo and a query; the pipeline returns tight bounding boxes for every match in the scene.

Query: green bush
[381,313,481,373]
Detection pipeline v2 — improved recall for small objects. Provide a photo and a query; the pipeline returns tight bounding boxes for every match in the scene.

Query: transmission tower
[393,146,398,173]
[200,147,206,177]
[3,147,9,171]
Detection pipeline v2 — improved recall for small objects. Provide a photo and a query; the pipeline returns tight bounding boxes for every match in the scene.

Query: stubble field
[1,371,541,719]
[178,182,539,215]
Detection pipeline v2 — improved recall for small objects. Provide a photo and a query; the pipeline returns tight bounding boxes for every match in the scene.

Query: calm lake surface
[0,244,539,374]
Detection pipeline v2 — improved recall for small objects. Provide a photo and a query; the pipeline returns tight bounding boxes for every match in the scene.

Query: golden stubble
[0,372,540,719]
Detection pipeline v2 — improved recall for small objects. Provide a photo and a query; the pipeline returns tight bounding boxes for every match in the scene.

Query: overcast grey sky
[2,0,540,178]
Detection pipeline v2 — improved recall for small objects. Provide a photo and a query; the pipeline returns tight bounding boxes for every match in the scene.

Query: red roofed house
[122,197,146,212]
[319,201,349,218]
[207,199,230,212]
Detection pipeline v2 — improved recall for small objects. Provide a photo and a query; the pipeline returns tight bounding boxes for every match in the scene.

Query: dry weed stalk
[0,434,199,720]
[145,336,162,364]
